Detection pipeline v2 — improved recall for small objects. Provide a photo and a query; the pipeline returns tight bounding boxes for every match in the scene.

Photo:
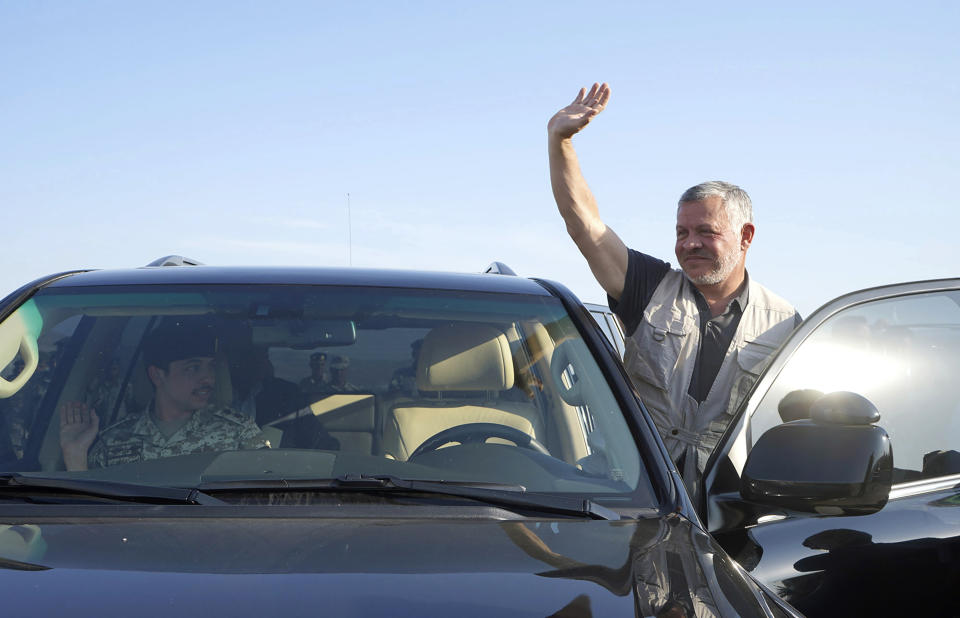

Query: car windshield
[0,283,653,507]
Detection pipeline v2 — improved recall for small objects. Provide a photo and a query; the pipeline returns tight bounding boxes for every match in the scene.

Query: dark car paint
[0,510,781,617]
[0,265,804,617]
[714,479,960,617]
[0,270,89,321]
[701,278,960,617]
[42,266,557,295]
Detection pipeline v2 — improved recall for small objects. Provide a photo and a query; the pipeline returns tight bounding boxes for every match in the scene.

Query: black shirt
[608,249,749,404]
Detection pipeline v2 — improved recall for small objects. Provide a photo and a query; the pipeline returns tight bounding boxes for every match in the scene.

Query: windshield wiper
[0,556,50,572]
[336,475,623,521]
[199,474,622,520]
[0,474,225,505]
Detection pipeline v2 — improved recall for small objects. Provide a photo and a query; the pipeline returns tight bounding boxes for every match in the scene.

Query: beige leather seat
[381,323,544,461]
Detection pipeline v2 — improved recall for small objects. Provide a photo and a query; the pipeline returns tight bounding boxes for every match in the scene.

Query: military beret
[143,317,219,369]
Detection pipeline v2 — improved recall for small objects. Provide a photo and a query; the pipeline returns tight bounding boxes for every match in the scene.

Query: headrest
[416,324,514,391]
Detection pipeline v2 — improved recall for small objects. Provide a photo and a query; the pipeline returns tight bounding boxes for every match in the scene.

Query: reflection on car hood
[0,513,772,617]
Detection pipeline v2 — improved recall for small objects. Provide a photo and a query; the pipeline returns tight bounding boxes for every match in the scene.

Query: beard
[682,246,741,286]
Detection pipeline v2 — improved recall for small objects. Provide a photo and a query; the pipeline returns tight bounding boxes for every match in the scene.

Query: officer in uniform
[327,355,359,393]
[298,352,329,398]
[59,318,268,471]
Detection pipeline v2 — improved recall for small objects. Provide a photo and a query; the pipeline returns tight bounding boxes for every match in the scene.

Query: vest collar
[685,271,751,318]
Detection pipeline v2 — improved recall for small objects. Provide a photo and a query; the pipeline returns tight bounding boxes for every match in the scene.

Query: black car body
[0,263,799,617]
[495,279,960,616]
[697,278,960,617]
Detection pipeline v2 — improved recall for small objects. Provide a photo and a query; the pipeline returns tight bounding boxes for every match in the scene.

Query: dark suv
[0,260,808,616]
[5,262,956,616]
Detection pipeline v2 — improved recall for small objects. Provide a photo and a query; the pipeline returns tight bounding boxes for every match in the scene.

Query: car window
[746,289,960,482]
[586,305,625,358]
[0,284,653,506]
[604,313,625,357]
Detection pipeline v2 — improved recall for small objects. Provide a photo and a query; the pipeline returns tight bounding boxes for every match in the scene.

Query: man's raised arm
[548,83,629,301]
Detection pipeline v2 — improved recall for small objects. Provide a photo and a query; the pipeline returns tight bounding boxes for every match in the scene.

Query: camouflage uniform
[88,404,268,468]
[84,377,133,421]
[327,381,359,393]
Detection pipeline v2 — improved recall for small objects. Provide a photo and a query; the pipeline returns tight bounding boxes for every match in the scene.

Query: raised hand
[59,401,99,471]
[547,83,611,140]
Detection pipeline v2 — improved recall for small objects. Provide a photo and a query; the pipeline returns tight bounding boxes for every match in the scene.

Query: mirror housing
[741,391,892,515]
[251,320,357,349]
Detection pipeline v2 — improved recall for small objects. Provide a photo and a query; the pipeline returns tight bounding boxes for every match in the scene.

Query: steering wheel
[409,422,550,459]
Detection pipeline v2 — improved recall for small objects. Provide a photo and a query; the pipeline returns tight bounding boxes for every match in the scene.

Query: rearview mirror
[251,320,357,349]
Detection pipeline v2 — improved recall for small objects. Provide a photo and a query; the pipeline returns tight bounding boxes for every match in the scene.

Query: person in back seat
[233,346,306,428]
[388,340,422,396]
[59,318,269,470]
[326,355,359,393]
[299,352,329,398]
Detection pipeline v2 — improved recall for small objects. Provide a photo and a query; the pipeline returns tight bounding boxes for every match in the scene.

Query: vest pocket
[626,319,689,392]
[729,338,779,412]
[736,338,778,376]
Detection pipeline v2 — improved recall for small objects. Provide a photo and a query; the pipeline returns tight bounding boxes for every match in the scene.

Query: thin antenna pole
[347,192,352,266]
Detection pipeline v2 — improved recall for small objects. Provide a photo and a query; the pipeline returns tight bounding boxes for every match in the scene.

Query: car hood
[0,511,775,617]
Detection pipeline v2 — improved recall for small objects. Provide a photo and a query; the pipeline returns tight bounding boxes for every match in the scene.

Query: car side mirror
[741,391,893,515]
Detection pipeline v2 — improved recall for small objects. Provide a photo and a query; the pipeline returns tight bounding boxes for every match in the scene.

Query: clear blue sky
[3,1,958,315]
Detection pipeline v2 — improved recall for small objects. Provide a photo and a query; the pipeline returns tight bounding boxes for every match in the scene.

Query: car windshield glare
[0,284,652,507]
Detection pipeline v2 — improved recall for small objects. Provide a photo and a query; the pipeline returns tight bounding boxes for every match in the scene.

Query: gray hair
[678,181,753,233]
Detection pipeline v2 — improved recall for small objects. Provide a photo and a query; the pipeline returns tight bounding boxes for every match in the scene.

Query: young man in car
[547,83,800,495]
[59,319,269,470]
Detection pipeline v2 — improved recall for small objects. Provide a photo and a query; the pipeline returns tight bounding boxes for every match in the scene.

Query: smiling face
[675,196,749,287]
[149,356,217,418]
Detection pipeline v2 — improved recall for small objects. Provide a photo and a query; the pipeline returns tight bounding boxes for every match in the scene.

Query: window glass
[0,284,653,505]
[748,290,960,481]
[588,310,613,343]
[588,309,625,357]
[602,314,626,357]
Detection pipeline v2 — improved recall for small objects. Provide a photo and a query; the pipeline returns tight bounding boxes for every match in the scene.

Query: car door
[584,303,626,358]
[701,279,960,617]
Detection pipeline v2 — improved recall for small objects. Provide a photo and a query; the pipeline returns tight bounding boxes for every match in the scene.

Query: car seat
[381,323,544,461]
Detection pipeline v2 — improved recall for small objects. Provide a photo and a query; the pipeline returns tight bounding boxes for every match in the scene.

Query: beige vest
[623,270,797,495]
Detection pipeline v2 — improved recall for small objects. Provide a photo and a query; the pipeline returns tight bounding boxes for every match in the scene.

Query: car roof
[41,265,555,296]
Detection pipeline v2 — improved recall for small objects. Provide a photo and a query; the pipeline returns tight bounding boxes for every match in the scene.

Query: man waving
[548,83,800,496]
